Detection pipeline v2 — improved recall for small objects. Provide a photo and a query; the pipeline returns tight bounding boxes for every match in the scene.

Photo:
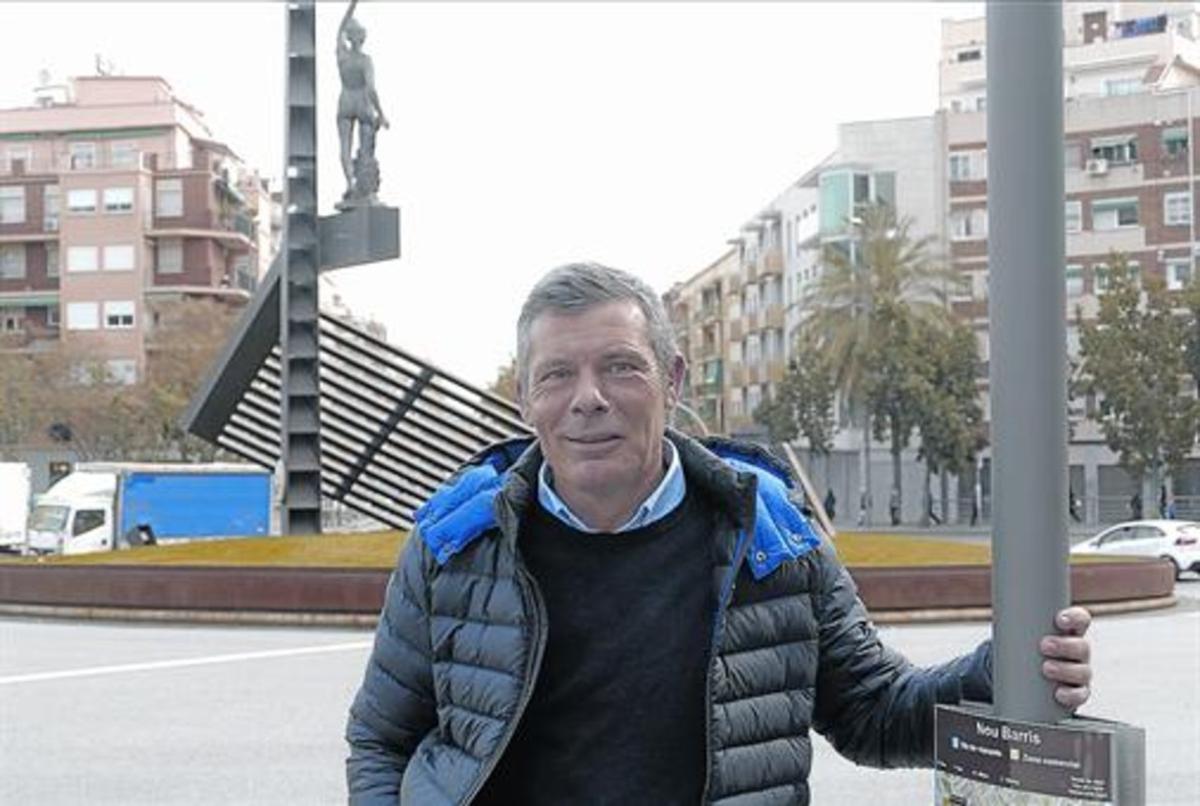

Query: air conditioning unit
[1086,158,1109,176]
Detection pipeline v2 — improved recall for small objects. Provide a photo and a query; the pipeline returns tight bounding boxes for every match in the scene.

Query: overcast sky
[1,1,982,386]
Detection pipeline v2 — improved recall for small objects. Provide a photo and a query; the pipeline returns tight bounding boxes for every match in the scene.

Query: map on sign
[934,706,1115,805]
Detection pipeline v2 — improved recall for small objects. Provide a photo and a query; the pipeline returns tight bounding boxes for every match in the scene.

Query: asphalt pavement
[1,581,1197,805]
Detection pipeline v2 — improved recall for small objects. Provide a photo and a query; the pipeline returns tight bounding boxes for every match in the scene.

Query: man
[346,263,1092,805]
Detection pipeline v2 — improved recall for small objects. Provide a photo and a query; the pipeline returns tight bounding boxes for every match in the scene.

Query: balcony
[148,209,255,250]
[760,249,784,277]
[1068,226,1145,256]
[762,305,785,330]
[1065,160,1143,194]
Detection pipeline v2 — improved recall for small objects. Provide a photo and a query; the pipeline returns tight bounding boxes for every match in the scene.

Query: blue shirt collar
[537,439,686,533]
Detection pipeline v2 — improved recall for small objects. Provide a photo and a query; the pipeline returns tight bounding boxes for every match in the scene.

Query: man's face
[521,300,682,512]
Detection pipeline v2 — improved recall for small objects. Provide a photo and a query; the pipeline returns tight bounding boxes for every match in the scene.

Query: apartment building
[0,75,277,385]
[942,2,1200,521]
[664,249,736,434]
[940,1,1200,113]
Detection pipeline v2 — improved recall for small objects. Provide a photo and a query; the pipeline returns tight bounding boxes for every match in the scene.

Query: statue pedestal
[319,205,400,271]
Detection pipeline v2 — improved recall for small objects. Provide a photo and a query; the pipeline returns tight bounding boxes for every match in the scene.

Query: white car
[1071,520,1200,580]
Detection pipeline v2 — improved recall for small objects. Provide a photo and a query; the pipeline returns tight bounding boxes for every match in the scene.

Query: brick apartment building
[0,74,278,386]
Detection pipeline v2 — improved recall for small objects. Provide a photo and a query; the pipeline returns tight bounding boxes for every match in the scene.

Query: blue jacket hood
[412,434,821,579]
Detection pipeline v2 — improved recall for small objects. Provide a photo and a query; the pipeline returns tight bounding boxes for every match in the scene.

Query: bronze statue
[337,0,389,209]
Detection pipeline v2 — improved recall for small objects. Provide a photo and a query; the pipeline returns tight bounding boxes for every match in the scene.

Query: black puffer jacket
[346,432,993,804]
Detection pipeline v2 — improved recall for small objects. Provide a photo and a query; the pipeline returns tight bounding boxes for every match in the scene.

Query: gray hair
[516,262,680,397]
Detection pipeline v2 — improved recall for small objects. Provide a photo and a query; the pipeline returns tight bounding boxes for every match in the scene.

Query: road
[1,581,1196,805]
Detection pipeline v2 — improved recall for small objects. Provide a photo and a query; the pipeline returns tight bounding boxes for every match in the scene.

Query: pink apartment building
[0,75,278,384]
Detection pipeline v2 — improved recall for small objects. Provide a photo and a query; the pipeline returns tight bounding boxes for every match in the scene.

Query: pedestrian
[889,485,901,526]
[1159,484,1168,519]
[345,262,1094,805]
[1068,487,1081,523]
[823,487,836,521]
[1167,498,1178,520]
[1130,490,1143,520]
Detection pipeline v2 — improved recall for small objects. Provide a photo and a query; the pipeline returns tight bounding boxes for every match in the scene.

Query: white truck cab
[26,471,118,555]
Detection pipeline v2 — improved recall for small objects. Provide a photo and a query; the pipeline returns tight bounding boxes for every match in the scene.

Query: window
[1093,262,1139,295]
[747,385,762,415]
[1090,136,1138,165]
[1064,141,1083,171]
[46,243,59,278]
[950,208,988,240]
[1164,192,1192,227]
[1103,78,1141,97]
[69,142,96,170]
[67,188,97,214]
[156,238,183,274]
[949,153,972,181]
[104,300,138,330]
[1092,198,1138,230]
[109,142,138,168]
[1,309,21,332]
[957,48,982,62]
[0,244,25,279]
[72,509,105,536]
[103,300,135,329]
[1066,265,1084,297]
[155,178,183,217]
[1167,259,1192,291]
[746,334,761,365]
[727,293,741,320]
[951,99,963,113]
[105,359,137,385]
[730,341,743,364]
[102,245,135,271]
[0,186,25,224]
[5,146,31,173]
[744,284,760,315]
[46,305,59,327]
[67,246,98,273]
[43,185,60,230]
[103,187,134,214]
[975,96,987,112]
[1163,126,1189,158]
[1065,200,1082,233]
[66,302,99,330]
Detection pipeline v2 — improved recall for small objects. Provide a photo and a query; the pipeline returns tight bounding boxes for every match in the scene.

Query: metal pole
[280,1,322,534]
[987,0,1070,722]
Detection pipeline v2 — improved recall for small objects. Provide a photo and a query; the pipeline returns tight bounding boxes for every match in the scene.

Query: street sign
[935,704,1144,805]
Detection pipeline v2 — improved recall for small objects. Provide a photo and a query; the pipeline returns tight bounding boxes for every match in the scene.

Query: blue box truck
[25,463,272,555]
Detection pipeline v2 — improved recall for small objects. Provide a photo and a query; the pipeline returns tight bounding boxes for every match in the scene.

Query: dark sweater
[473,489,715,805]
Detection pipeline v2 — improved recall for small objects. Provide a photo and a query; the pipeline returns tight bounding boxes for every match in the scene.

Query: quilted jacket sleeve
[345,533,439,803]
[809,539,993,769]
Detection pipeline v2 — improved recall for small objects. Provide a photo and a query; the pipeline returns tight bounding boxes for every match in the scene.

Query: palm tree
[795,202,962,525]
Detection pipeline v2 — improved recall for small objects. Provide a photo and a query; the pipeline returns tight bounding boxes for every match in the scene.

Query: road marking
[0,640,373,686]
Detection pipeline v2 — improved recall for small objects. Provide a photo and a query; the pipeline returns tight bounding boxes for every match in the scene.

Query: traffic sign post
[934,3,1144,802]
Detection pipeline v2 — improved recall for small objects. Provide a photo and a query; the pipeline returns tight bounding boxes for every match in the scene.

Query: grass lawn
[0,529,1121,569]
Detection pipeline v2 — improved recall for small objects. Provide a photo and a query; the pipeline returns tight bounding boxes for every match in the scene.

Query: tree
[0,352,43,458]
[797,202,962,522]
[28,299,239,462]
[913,318,986,524]
[755,336,836,452]
[488,355,519,403]
[863,303,930,523]
[1181,274,1200,397]
[1077,255,1200,501]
